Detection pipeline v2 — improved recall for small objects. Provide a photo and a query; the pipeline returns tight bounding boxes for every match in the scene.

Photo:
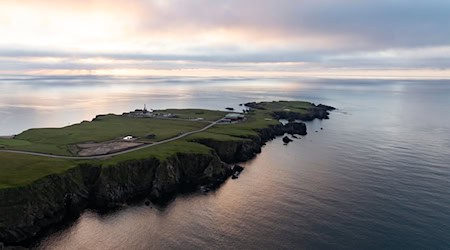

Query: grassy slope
[0,152,78,189]
[100,140,212,165]
[156,109,227,121]
[203,101,313,138]
[253,100,313,114]
[0,138,72,155]
[1,115,207,155]
[0,140,211,189]
[0,101,317,189]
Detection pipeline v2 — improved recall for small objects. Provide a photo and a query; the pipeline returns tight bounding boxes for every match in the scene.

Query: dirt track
[77,141,144,156]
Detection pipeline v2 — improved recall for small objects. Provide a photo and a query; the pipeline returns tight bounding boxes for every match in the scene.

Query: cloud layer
[1,0,450,78]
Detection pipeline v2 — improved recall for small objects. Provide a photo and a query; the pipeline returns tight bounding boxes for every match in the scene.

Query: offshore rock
[283,136,293,144]
[193,122,306,164]
[231,165,244,179]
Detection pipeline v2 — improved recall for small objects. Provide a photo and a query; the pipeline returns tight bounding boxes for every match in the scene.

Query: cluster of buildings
[123,105,246,125]
[123,105,177,119]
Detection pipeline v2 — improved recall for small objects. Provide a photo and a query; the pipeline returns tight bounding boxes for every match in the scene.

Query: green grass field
[0,102,318,189]
[0,152,78,189]
[0,140,212,188]
[101,140,213,165]
[156,109,227,121]
[17,114,207,143]
[0,114,209,155]
[249,101,313,114]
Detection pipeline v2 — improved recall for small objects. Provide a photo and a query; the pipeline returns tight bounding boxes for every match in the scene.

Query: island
[0,101,335,247]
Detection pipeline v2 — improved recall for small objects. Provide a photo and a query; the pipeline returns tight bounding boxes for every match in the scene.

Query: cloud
[0,0,450,77]
[132,0,450,49]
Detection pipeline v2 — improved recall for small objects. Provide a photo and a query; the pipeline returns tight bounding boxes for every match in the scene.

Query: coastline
[0,101,335,247]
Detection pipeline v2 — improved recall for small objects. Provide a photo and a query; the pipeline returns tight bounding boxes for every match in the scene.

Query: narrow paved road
[0,118,223,160]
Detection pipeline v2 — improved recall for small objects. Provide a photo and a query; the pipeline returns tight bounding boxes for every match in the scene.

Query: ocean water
[1,76,449,249]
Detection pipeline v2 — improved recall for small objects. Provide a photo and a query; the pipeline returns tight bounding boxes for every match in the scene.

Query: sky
[1,0,450,79]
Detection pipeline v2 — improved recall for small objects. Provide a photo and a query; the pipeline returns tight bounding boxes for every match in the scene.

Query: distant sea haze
[1,76,449,249]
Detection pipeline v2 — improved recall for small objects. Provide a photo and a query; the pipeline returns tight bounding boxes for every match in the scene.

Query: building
[224,113,245,121]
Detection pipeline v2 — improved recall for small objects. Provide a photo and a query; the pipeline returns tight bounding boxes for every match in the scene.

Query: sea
[1,76,449,249]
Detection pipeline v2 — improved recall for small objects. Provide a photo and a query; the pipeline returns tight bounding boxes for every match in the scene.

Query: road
[0,118,223,160]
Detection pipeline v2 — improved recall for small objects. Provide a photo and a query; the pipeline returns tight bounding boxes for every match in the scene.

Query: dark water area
[1,76,449,249]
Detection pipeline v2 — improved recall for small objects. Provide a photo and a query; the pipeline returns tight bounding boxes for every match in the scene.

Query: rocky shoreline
[0,102,334,247]
[0,153,229,247]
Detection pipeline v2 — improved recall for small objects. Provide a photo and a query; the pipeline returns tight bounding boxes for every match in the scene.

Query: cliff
[0,152,229,246]
[251,102,336,121]
[193,122,307,163]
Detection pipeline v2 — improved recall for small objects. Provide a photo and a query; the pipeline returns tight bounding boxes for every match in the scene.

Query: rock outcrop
[282,136,293,144]
[193,122,307,164]
[0,153,229,246]
[0,165,98,245]
[246,102,336,121]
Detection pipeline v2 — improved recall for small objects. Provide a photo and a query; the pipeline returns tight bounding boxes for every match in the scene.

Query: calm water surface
[1,76,449,249]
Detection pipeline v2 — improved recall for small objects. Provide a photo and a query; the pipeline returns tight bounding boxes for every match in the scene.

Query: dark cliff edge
[0,153,229,246]
[246,101,336,121]
[192,102,334,164]
[192,122,307,164]
[0,103,334,247]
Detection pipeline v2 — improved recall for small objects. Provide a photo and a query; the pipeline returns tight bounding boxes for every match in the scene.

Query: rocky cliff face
[193,122,307,164]
[0,153,229,246]
[245,101,336,121]
[192,102,333,164]
[0,165,97,245]
[271,105,335,121]
[191,138,258,164]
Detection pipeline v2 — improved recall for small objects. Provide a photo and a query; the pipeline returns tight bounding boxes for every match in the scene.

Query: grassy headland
[0,113,213,155]
[0,101,331,189]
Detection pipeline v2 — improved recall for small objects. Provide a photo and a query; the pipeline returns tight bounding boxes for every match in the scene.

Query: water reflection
[6,76,446,249]
[0,76,311,135]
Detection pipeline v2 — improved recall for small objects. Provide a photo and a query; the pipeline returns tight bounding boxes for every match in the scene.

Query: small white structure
[123,135,133,140]
[225,113,245,121]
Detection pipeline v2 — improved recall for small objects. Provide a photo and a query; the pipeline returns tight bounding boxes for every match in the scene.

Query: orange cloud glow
[1,0,450,79]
